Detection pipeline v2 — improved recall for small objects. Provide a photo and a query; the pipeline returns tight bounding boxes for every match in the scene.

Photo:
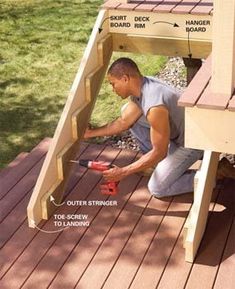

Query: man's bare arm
[103,105,170,181]
[84,101,142,139]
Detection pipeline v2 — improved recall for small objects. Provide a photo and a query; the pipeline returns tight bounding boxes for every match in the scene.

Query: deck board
[185,180,235,289]
[191,0,213,15]
[171,0,201,14]
[129,193,193,289]
[102,0,214,15]
[0,138,50,200]
[0,140,234,289]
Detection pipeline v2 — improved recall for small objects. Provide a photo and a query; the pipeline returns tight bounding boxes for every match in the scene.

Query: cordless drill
[70,159,118,195]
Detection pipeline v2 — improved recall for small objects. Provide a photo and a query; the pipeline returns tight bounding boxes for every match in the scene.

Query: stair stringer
[27,9,112,227]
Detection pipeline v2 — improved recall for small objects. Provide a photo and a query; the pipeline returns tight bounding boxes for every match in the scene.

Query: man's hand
[103,166,127,182]
[83,127,93,139]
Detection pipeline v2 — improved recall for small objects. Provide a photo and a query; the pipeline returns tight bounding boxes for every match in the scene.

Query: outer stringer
[183,151,220,262]
[27,9,112,227]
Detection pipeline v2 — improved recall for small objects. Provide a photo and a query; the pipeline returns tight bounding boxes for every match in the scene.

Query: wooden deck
[102,0,213,15]
[0,138,234,289]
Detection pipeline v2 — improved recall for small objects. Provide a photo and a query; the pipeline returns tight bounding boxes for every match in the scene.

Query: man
[84,57,233,198]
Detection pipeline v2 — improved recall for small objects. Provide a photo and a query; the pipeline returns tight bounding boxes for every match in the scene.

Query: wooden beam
[185,107,235,155]
[112,33,211,58]
[211,0,235,96]
[184,151,220,262]
[108,9,212,43]
[27,10,112,227]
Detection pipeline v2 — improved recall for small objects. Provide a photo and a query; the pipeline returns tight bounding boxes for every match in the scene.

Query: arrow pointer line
[50,195,65,207]
[99,16,111,33]
[187,30,192,58]
[153,21,179,27]
[30,220,70,234]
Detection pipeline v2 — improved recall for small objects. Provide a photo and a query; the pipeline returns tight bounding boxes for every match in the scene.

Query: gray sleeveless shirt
[130,76,185,147]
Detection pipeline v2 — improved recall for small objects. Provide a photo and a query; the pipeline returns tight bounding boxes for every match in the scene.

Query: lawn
[0,0,167,168]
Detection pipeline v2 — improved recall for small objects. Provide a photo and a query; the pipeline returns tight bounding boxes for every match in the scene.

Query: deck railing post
[211,0,235,95]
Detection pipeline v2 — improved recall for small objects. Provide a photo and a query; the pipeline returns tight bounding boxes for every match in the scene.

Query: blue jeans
[130,115,203,198]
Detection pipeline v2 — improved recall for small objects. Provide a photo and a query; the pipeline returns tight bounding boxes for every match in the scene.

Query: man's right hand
[83,127,93,139]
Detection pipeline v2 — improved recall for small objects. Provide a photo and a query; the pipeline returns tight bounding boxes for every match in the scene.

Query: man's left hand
[103,166,127,182]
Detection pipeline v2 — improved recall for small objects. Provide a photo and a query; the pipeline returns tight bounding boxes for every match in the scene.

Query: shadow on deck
[0,138,234,289]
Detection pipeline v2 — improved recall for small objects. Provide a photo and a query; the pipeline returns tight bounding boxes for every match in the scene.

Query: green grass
[0,0,167,168]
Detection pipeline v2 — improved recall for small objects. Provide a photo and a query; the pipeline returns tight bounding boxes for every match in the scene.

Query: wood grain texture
[171,0,201,14]
[191,0,213,15]
[211,0,235,95]
[185,181,235,288]
[183,151,220,262]
[0,143,234,288]
[27,10,112,227]
[112,33,211,59]
[0,152,29,179]
[0,138,50,200]
[196,84,232,110]
[153,0,182,13]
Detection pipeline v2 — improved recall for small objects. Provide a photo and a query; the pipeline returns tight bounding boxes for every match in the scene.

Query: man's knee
[147,181,168,199]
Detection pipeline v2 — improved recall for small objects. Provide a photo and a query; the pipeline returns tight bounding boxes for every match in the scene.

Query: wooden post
[211,0,235,95]
[183,151,220,262]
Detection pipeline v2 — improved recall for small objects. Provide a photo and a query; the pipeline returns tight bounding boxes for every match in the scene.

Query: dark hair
[107,57,141,79]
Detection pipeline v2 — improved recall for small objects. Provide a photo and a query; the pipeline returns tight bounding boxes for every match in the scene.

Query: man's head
[107,58,142,98]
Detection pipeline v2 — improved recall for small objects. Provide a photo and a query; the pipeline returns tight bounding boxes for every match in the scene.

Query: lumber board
[118,3,140,10]
[153,0,182,13]
[185,181,235,288]
[191,0,213,15]
[0,138,50,200]
[0,158,44,224]
[0,143,88,250]
[27,10,112,227]
[185,107,235,154]
[184,151,220,262]
[178,55,211,107]
[22,148,138,289]
[0,152,28,179]
[211,0,235,96]
[108,10,212,42]
[102,196,172,289]
[0,144,110,288]
[196,84,232,110]
[171,0,201,14]
[49,156,142,289]
[158,188,219,289]
[129,194,192,289]
[40,36,113,220]
[74,177,150,289]
[134,3,158,12]
[112,33,211,59]
[213,210,235,289]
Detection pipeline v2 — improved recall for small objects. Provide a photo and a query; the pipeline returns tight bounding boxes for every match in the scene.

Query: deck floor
[0,138,234,289]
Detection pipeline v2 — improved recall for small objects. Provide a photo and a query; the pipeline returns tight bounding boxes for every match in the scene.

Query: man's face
[108,74,130,99]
